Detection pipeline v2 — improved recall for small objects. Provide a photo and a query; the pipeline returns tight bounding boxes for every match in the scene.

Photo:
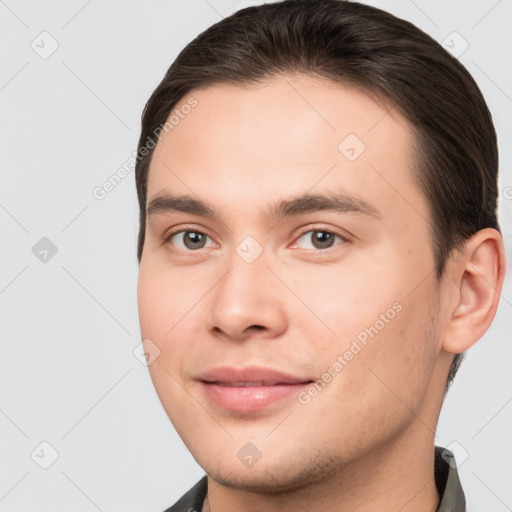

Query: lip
[197,366,313,412]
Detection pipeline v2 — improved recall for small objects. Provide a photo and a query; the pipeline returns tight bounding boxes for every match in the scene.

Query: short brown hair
[134,0,500,385]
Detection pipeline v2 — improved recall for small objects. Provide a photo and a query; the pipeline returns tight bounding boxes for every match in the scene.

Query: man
[135,1,506,510]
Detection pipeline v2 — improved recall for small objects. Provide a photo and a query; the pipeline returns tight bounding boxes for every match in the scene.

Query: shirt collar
[434,445,466,511]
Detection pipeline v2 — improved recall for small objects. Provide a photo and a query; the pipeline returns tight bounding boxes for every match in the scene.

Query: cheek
[137,261,203,340]
[137,265,202,426]
[137,264,199,400]
[339,288,439,415]
[284,262,402,345]
[287,262,439,404]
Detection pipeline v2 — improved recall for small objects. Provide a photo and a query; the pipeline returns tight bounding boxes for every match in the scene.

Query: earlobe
[442,228,506,354]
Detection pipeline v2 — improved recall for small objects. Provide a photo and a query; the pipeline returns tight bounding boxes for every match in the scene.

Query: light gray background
[1,0,511,511]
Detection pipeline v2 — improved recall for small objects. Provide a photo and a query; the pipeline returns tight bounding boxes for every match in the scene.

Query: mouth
[197,366,314,412]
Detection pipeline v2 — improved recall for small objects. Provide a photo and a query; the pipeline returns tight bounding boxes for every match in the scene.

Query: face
[137,74,446,492]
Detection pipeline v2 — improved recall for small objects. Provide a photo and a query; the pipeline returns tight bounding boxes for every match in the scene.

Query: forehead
[147,74,426,227]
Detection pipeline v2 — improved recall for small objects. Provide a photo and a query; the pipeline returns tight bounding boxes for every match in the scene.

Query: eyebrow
[146,191,380,221]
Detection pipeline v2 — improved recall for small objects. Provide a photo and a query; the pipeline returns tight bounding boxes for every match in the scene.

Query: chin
[198,449,341,494]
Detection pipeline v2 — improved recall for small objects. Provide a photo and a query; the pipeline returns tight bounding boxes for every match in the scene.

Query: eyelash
[163,224,349,253]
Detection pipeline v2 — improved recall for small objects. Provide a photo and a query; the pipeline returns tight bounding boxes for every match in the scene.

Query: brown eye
[311,231,335,249]
[168,230,214,250]
[295,229,345,250]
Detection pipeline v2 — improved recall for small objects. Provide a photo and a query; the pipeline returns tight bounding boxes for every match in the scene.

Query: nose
[205,249,288,341]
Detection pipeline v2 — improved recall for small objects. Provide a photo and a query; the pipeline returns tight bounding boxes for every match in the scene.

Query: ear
[441,228,506,354]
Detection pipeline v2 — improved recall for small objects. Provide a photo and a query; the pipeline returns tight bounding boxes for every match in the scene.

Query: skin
[137,74,505,512]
